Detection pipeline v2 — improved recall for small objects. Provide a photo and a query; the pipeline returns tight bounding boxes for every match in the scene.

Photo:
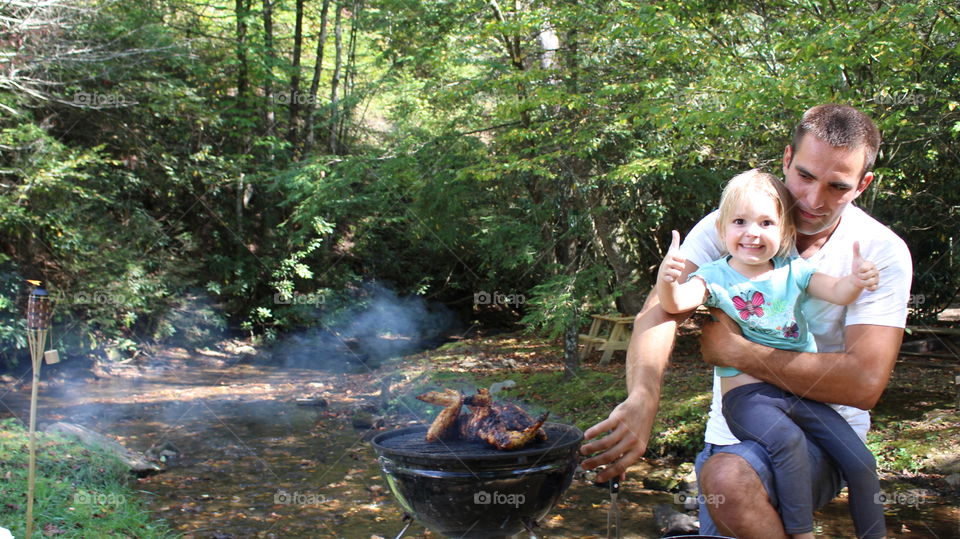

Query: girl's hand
[851,241,879,291]
[658,230,686,284]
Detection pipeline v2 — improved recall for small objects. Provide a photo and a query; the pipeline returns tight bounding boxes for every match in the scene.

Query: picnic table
[579,314,635,365]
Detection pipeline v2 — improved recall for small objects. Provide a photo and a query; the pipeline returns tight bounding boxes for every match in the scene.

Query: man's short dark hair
[791,104,881,176]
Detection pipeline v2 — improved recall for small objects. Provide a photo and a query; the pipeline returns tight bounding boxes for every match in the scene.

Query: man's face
[782,133,873,237]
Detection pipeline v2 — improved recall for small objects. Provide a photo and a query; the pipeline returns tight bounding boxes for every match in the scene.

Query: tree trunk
[337,0,362,152]
[235,0,249,103]
[346,0,362,96]
[543,17,585,375]
[236,173,244,239]
[262,0,276,136]
[488,0,530,128]
[590,198,647,315]
[553,187,583,379]
[490,3,584,376]
[563,308,579,380]
[287,0,305,145]
[329,1,343,154]
[305,0,332,152]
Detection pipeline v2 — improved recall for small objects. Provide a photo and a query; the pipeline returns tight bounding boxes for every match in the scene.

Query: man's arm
[580,259,699,482]
[701,318,902,409]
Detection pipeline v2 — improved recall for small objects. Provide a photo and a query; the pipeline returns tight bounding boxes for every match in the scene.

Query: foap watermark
[474,490,524,508]
[908,293,926,307]
[274,92,320,105]
[674,490,725,508]
[874,489,930,509]
[873,92,926,107]
[273,489,329,506]
[73,291,122,305]
[274,291,325,306]
[473,291,525,307]
[73,490,126,506]
[72,92,134,107]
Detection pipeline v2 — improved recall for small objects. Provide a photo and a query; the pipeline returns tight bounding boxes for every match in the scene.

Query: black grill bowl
[371,423,583,538]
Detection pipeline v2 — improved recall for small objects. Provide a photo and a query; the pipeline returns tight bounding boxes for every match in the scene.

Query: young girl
[657,169,886,539]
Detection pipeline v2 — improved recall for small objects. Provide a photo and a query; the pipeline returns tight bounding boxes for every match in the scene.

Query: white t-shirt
[679,204,913,444]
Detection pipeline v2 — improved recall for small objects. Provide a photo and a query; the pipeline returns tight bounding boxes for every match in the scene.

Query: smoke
[274,282,459,371]
[0,282,461,458]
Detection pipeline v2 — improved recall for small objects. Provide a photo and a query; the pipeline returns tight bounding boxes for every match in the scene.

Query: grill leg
[520,518,540,538]
[392,513,413,539]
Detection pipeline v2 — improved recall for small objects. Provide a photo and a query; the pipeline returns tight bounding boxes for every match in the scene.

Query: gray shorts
[694,439,844,535]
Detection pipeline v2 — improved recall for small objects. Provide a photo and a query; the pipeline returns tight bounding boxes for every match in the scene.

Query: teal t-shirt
[690,255,819,377]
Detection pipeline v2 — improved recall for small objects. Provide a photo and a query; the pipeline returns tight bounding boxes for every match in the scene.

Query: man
[580,104,912,537]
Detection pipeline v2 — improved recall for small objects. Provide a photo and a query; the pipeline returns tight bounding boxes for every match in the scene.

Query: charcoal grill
[371,422,582,538]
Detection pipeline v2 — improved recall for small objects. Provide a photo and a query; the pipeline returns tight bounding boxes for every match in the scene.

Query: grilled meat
[416,389,463,442]
[477,413,549,450]
[417,387,548,450]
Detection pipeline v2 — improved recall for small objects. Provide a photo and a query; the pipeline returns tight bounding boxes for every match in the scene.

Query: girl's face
[723,191,783,268]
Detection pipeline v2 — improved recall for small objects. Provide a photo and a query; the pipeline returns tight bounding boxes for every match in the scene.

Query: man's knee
[701,452,765,498]
[700,452,780,535]
[698,453,787,539]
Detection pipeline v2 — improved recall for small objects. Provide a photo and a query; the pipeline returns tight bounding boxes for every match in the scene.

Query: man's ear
[858,171,875,193]
[782,145,793,176]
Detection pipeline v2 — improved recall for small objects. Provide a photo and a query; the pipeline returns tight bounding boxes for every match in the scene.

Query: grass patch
[868,407,960,475]
[0,418,176,538]
[866,363,960,475]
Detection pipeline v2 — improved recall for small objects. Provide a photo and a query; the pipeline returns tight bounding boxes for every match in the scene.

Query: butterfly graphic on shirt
[782,322,799,339]
[732,291,765,320]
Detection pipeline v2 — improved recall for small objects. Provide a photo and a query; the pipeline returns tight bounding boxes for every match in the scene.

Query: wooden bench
[579,314,634,365]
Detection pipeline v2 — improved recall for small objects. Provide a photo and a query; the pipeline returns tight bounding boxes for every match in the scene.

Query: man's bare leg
[700,453,789,539]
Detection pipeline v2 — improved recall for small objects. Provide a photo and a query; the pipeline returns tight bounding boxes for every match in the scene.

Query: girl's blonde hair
[714,169,796,257]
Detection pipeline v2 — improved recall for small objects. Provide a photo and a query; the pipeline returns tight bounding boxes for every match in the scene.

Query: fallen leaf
[43,523,66,536]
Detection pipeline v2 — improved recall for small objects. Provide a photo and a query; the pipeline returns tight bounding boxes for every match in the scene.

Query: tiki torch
[25,280,52,539]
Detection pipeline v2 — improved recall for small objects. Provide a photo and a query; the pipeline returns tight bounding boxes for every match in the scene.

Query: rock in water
[45,422,162,475]
[295,396,329,408]
[351,412,383,430]
[489,379,516,395]
[653,503,699,536]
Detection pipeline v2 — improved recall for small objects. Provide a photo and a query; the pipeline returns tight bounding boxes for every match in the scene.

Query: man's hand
[580,397,654,482]
[851,241,879,291]
[658,230,685,284]
[700,309,747,369]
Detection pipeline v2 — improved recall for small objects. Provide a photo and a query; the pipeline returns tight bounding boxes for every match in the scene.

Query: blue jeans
[697,383,885,538]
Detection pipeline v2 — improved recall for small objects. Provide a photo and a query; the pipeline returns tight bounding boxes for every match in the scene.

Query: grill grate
[375,423,580,458]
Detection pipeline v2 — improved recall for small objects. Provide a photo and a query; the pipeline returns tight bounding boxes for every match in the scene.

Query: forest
[1,0,958,366]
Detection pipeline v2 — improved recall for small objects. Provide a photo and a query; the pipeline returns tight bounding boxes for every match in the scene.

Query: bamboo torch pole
[25,280,52,539]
